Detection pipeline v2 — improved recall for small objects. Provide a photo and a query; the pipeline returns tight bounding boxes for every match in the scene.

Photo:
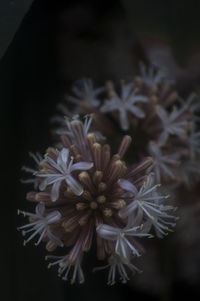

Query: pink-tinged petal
[57,148,69,166]
[51,180,61,202]
[118,179,138,195]
[71,162,93,172]
[65,175,83,196]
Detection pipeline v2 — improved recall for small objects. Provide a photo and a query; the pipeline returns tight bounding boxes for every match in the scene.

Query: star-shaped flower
[156,105,188,145]
[67,78,104,107]
[148,141,179,182]
[97,224,149,258]
[101,82,147,130]
[38,148,93,201]
[118,174,176,238]
[18,203,63,246]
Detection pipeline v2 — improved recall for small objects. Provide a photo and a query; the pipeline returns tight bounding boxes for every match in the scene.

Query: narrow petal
[46,211,62,223]
[119,109,129,130]
[51,180,61,202]
[119,201,138,218]
[128,105,145,118]
[118,179,138,195]
[97,224,118,240]
[58,148,69,166]
[66,175,83,196]
[156,105,168,123]
[39,180,47,191]
[35,203,45,216]
[71,162,93,172]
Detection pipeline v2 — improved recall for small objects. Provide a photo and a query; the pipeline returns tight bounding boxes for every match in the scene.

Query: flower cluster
[19,60,200,285]
[55,65,200,186]
[19,115,176,284]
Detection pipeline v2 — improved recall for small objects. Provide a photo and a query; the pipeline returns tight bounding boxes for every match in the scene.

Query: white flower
[18,203,63,246]
[101,81,147,130]
[46,255,84,284]
[148,141,179,182]
[156,105,188,145]
[67,78,104,107]
[38,148,93,201]
[64,115,93,142]
[97,224,149,258]
[139,63,170,88]
[60,115,105,159]
[93,254,141,285]
[21,152,43,189]
[118,174,176,238]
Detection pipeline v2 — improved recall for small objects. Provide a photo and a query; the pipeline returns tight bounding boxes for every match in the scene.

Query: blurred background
[1,0,200,300]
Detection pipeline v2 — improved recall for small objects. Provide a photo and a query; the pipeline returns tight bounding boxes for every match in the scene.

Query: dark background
[1,0,200,300]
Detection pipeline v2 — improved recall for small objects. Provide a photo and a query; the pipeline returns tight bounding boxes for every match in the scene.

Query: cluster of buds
[18,113,176,284]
